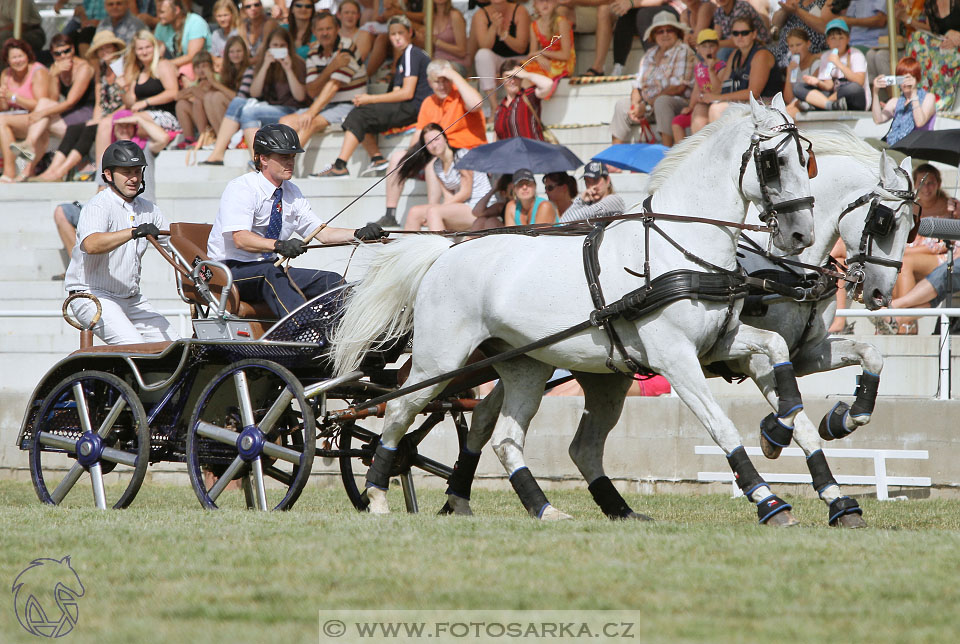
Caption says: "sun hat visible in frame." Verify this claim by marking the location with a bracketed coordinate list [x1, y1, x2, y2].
[696, 28, 720, 45]
[86, 30, 126, 61]
[642, 11, 690, 43]
[825, 18, 850, 34]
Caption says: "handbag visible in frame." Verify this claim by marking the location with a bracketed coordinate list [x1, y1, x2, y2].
[521, 93, 559, 144]
[635, 116, 657, 144]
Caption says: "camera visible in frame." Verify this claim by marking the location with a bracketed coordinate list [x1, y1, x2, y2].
[882, 75, 908, 85]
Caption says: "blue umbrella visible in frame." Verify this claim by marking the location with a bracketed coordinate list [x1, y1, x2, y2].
[455, 137, 583, 174]
[592, 143, 668, 173]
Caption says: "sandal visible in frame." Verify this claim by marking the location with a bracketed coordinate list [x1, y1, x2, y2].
[870, 316, 899, 335]
[199, 159, 224, 166]
[583, 68, 604, 77]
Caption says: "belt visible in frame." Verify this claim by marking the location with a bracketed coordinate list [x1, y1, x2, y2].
[68, 290, 89, 296]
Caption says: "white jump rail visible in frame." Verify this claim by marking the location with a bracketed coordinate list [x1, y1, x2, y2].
[695, 445, 930, 500]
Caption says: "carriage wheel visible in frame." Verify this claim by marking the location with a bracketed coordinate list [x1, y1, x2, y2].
[186, 359, 315, 511]
[338, 410, 467, 513]
[29, 370, 149, 509]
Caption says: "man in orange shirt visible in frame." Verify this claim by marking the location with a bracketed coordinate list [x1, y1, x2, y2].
[376, 59, 487, 228]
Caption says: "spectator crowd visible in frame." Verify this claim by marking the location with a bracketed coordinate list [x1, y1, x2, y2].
[1, 0, 958, 239]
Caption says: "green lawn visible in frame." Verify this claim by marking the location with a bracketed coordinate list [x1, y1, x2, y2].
[2, 480, 959, 643]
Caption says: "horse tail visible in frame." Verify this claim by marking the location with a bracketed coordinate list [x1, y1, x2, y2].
[331, 235, 454, 377]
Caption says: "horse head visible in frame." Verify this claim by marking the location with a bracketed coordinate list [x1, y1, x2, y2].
[741, 93, 817, 255]
[837, 152, 916, 309]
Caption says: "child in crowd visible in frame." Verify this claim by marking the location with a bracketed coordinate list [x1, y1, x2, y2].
[783, 28, 820, 117]
[672, 28, 723, 146]
[175, 50, 217, 146]
[525, 0, 575, 80]
[210, 0, 241, 67]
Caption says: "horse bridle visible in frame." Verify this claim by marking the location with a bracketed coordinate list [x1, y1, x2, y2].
[738, 118, 818, 230]
[837, 166, 920, 278]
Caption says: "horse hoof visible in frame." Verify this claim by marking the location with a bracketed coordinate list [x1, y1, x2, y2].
[539, 504, 573, 521]
[760, 432, 783, 460]
[441, 495, 473, 516]
[366, 487, 390, 514]
[765, 510, 800, 527]
[834, 513, 867, 529]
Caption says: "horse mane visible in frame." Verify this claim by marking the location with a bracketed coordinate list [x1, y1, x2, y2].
[803, 126, 881, 167]
[647, 102, 788, 194]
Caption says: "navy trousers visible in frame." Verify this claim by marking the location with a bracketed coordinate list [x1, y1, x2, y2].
[225, 260, 342, 319]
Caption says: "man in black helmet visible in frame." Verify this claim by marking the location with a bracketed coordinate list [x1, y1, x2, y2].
[64, 139, 180, 345]
[207, 123, 389, 318]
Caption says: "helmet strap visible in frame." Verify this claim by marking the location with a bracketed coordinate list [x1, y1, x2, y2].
[103, 168, 145, 202]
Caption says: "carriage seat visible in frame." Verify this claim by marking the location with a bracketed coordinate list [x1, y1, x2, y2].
[168, 223, 276, 320]
[73, 341, 173, 355]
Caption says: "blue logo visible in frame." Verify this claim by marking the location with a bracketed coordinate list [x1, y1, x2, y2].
[12, 556, 85, 638]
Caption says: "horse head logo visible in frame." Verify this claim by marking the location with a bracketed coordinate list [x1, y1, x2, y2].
[12, 556, 85, 638]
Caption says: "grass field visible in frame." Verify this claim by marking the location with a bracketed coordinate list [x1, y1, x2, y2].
[2, 480, 960, 644]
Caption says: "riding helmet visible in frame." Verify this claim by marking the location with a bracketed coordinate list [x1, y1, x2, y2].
[253, 123, 305, 156]
[101, 140, 148, 169]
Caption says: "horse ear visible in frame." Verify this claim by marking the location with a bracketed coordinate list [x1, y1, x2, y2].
[879, 149, 891, 183]
[770, 92, 788, 114]
[899, 155, 913, 176]
[749, 92, 765, 123]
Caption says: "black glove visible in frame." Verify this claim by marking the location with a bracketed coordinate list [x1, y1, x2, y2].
[354, 222, 389, 241]
[132, 223, 161, 239]
[274, 238, 306, 258]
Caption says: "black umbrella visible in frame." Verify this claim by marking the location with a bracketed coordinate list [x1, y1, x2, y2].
[892, 129, 960, 167]
[455, 137, 583, 174]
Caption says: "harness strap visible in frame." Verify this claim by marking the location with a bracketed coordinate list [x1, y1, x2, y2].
[582, 223, 649, 377]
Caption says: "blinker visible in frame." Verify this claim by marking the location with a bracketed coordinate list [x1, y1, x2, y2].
[806, 150, 818, 178]
[866, 203, 896, 237]
[758, 149, 780, 186]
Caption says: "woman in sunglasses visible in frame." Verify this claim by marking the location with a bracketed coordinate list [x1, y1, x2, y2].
[238, 0, 280, 58]
[282, 0, 317, 58]
[692, 16, 778, 129]
[2, 34, 95, 182]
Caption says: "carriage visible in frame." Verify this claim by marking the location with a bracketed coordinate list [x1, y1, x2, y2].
[15, 222, 492, 512]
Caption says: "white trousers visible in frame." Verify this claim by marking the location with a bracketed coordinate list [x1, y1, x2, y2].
[70, 291, 180, 346]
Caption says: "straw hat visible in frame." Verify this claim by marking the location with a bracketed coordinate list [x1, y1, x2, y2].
[87, 31, 126, 61]
[642, 11, 690, 42]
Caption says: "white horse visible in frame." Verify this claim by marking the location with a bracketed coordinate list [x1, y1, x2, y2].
[740, 131, 917, 451]
[332, 96, 817, 525]
[449, 130, 917, 528]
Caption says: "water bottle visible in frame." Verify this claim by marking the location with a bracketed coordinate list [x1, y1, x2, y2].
[789, 54, 800, 83]
[823, 49, 839, 77]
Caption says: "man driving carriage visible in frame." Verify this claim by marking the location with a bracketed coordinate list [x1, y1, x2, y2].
[206, 123, 389, 319]
[64, 140, 180, 345]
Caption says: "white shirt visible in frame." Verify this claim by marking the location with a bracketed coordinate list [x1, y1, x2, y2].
[64, 188, 168, 298]
[207, 171, 324, 263]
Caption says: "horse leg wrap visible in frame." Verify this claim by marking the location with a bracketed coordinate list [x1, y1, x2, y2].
[756, 494, 793, 524]
[365, 443, 396, 491]
[509, 467, 550, 518]
[760, 413, 793, 449]
[588, 476, 634, 519]
[828, 496, 863, 526]
[726, 446, 766, 499]
[850, 371, 880, 418]
[806, 450, 838, 496]
[819, 402, 853, 440]
[445, 448, 482, 500]
[773, 362, 803, 418]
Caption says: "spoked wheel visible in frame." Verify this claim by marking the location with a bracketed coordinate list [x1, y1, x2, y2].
[29, 370, 149, 509]
[186, 359, 315, 511]
[339, 410, 467, 513]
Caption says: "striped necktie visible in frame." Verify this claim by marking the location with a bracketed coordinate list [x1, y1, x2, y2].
[263, 186, 282, 258]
